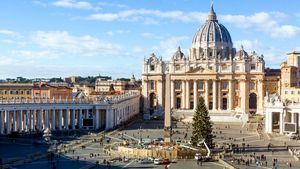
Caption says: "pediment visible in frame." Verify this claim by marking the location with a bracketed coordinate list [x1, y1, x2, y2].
[186, 66, 215, 74]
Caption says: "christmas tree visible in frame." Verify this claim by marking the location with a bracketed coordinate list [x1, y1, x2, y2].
[191, 96, 213, 148]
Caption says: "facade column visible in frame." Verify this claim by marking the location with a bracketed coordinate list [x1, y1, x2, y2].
[240, 79, 248, 113]
[170, 80, 175, 109]
[142, 79, 149, 114]
[257, 80, 264, 114]
[79, 109, 83, 129]
[0, 111, 4, 134]
[218, 80, 222, 110]
[72, 109, 75, 130]
[228, 80, 233, 111]
[193, 80, 198, 110]
[6, 111, 10, 134]
[205, 80, 209, 109]
[181, 80, 185, 109]
[58, 109, 62, 130]
[157, 80, 163, 111]
[280, 111, 284, 134]
[13, 110, 17, 132]
[19, 110, 23, 131]
[213, 80, 217, 110]
[186, 80, 190, 109]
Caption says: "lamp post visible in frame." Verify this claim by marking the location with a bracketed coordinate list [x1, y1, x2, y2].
[139, 126, 142, 144]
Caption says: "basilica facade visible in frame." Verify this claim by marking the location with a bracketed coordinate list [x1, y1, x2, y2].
[142, 5, 265, 119]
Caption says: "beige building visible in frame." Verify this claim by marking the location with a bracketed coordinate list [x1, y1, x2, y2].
[0, 83, 33, 100]
[95, 75, 140, 94]
[279, 51, 300, 102]
[142, 5, 265, 119]
[95, 78, 126, 93]
[73, 84, 95, 97]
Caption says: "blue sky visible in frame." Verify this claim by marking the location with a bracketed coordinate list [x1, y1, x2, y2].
[0, 0, 300, 79]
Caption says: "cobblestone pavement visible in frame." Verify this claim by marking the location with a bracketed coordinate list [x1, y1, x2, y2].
[1, 118, 300, 168]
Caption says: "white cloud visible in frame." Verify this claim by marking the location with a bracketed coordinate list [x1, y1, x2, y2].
[234, 40, 262, 52]
[87, 9, 207, 23]
[32, 0, 47, 7]
[0, 56, 18, 66]
[154, 36, 189, 57]
[0, 29, 19, 37]
[141, 32, 163, 39]
[106, 30, 130, 36]
[11, 50, 57, 59]
[221, 12, 300, 39]
[52, 0, 96, 10]
[235, 39, 286, 67]
[31, 31, 122, 56]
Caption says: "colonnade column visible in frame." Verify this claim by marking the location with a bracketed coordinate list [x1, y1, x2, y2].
[51, 110, 56, 130]
[181, 81, 186, 109]
[25, 110, 29, 131]
[279, 111, 284, 134]
[291, 112, 295, 123]
[105, 109, 111, 130]
[58, 109, 62, 130]
[64, 109, 69, 129]
[45, 110, 49, 129]
[72, 109, 75, 130]
[228, 80, 233, 111]
[186, 80, 190, 109]
[205, 80, 209, 108]
[95, 109, 99, 130]
[6, 111, 10, 134]
[13, 110, 17, 132]
[170, 80, 174, 109]
[78, 109, 83, 129]
[19, 110, 23, 131]
[31, 110, 35, 131]
[265, 111, 269, 133]
[0, 111, 4, 134]
[193, 80, 198, 110]
[213, 80, 217, 110]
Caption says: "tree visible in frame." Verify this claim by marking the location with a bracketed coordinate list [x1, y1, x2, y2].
[191, 96, 213, 148]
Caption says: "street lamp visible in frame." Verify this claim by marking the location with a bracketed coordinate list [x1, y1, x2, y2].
[139, 126, 142, 145]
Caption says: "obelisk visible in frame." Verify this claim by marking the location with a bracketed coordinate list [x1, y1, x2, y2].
[164, 73, 171, 143]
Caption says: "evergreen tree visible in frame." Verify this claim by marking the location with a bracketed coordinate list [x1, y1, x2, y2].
[191, 96, 213, 148]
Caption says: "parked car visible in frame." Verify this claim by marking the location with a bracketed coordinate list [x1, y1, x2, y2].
[138, 158, 152, 164]
[161, 159, 171, 164]
[175, 139, 182, 145]
[154, 158, 162, 165]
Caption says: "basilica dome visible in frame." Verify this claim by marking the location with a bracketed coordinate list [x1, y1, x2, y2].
[189, 4, 234, 60]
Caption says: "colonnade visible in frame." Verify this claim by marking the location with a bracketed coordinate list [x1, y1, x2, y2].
[0, 108, 92, 134]
[0, 94, 141, 135]
[265, 110, 300, 134]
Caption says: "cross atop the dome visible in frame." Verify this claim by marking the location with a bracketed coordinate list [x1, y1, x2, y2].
[208, 0, 217, 21]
